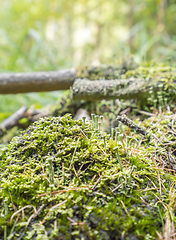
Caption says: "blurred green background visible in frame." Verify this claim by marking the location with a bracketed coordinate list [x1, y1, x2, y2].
[0, 0, 176, 117]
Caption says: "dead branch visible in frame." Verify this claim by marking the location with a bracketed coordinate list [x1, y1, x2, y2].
[0, 63, 135, 94]
[71, 78, 155, 101]
[0, 69, 76, 94]
[0, 106, 28, 136]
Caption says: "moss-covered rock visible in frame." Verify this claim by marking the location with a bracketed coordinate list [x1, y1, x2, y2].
[0, 113, 175, 239]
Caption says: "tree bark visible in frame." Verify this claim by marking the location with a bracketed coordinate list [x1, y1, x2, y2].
[0, 64, 136, 94]
[71, 78, 158, 101]
[0, 69, 76, 94]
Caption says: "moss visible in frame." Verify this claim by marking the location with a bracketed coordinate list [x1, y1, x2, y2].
[0, 113, 176, 239]
[121, 63, 176, 111]
[76, 61, 136, 80]
[52, 63, 176, 132]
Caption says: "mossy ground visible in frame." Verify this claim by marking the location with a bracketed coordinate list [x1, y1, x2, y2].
[0, 113, 176, 240]
[1, 62, 176, 239]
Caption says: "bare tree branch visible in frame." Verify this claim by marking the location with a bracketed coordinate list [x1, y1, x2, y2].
[0, 69, 76, 94]
[0, 106, 28, 136]
[0, 64, 135, 94]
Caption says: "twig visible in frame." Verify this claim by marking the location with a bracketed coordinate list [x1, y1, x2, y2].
[41, 200, 67, 224]
[37, 186, 89, 197]
[116, 114, 148, 136]
[10, 205, 36, 223]
[27, 204, 45, 227]
[134, 109, 155, 117]
[90, 175, 102, 190]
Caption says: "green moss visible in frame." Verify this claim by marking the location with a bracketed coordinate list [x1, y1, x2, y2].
[0, 113, 176, 239]
[76, 62, 136, 80]
[121, 64, 176, 111]
[52, 63, 176, 129]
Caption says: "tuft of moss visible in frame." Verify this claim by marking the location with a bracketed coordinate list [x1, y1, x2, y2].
[0, 113, 176, 239]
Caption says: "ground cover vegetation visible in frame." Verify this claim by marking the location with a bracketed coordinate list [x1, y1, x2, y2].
[0, 112, 176, 240]
[0, 62, 176, 239]
[1, 0, 176, 116]
[1, 1, 176, 239]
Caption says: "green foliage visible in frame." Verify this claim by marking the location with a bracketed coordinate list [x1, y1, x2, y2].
[0, 113, 176, 239]
[1, 0, 176, 118]
[1, 0, 176, 72]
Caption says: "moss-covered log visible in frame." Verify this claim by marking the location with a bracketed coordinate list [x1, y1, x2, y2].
[71, 77, 173, 101]
[71, 78, 153, 100]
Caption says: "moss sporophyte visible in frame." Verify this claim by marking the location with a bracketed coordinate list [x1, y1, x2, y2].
[0, 113, 176, 239]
